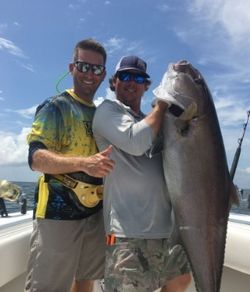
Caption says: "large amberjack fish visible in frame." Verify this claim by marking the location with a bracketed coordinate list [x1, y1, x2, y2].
[153, 60, 238, 292]
[0, 180, 21, 202]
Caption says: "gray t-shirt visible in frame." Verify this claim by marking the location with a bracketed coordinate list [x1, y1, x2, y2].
[93, 100, 173, 238]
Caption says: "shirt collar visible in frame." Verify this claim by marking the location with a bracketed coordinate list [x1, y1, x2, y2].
[66, 89, 95, 107]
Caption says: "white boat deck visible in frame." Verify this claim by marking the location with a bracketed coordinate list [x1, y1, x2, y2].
[0, 210, 33, 229]
[0, 211, 33, 291]
[229, 212, 250, 224]
[0, 211, 249, 292]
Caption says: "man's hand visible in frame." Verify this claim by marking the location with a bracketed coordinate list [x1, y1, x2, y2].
[82, 145, 115, 177]
[31, 146, 115, 177]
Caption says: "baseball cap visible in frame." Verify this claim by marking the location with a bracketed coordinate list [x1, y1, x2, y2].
[115, 55, 150, 78]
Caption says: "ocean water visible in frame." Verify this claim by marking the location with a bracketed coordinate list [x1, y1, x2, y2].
[2, 181, 250, 216]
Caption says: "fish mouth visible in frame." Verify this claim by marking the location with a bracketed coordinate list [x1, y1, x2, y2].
[173, 60, 202, 82]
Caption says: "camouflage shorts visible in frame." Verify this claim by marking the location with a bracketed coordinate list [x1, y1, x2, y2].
[104, 238, 190, 292]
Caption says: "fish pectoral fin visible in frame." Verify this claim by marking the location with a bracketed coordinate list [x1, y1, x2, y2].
[229, 183, 240, 207]
[179, 101, 198, 121]
[174, 102, 198, 135]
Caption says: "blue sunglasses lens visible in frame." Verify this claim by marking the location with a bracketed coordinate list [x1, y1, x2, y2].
[135, 75, 146, 84]
[118, 72, 130, 82]
[118, 72, 146, 84]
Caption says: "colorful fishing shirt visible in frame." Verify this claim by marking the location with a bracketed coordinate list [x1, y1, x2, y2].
[27, 90, 102, 220]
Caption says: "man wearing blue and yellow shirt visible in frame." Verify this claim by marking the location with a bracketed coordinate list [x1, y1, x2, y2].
[25, 39, 114, 292]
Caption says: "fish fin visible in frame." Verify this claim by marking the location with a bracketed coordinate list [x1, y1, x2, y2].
[229, 182, 240, 207]
[179, 101, 198, 121]
[174, 102, 198, 135]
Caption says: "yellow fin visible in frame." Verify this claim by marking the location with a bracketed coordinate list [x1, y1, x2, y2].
[179, 102, 197, 121]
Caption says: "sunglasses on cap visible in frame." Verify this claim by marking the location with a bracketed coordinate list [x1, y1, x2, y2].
[117, 72, 147, 84]
[74, 61, 105, 76]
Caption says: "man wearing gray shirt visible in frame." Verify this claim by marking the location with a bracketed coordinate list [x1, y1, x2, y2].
[93, 55, 191, 292]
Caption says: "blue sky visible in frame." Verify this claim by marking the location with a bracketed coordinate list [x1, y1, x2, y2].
[0, 0, 249, 188]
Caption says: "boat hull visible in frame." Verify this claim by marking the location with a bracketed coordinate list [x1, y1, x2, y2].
[0, 212, 249, 292]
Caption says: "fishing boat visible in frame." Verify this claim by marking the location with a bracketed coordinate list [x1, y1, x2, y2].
[1, 112, 249, 291]
[0, 210, 250, 292]
[0, 210, 33, 292]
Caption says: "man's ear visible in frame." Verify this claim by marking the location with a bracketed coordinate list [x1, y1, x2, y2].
[101, 70, 106, 82]
[108, 76, 116, 91]
[145, 80, 151, 91]
[112, 76, 117, 86]
[69, 63, 74, 74]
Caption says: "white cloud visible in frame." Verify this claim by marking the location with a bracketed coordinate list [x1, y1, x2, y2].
[157, 4, 171, 12]
[104, 37, 125, 54]
[214, 96, 249, 126]
[0, 164, 38, 182]
[94, 87, 115, 107]
[0, 23, 8, 33]
[69, 0, 88, 10]
[5, 105, 38, 119]
[189, 0, 250, 41]
[187, 0, 250, 45]
[0, 128, 30, 166]
[234, 167, 250, 189]
[0, 37, 26, 58]
[222, 2, 250, 40]
[13, 22, 21, 27]
[105, 88, 116, 101]
[68, 4, 79, 10]
[103, 36, 150, 64]
[15, 105, 38, 119]
[104, 37, 150, 65]
[0, 90, 3, 101]
[172, 1, 250, 132]
[177, 0, 250, 64]
[94, 97, 104, 107]
[225, 166, 249, 193]
[222, 133, 250, 189]
[20, 63, 35, 72]
[215, 96, 236, 110]
[126, 41, 142, 53]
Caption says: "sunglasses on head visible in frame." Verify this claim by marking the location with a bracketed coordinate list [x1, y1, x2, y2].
[74, 61, 105, 76]
[117, 72, 147, 84]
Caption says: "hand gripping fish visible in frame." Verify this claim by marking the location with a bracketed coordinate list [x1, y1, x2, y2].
[153, 60, 238, 292]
